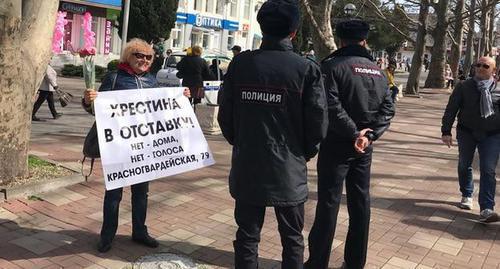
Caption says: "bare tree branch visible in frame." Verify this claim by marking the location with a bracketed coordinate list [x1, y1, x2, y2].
[301, 0, 330, 45]
[364, 0, 416, 43]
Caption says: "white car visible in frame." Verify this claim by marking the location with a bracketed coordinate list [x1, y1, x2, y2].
[156, 53, 231, 87]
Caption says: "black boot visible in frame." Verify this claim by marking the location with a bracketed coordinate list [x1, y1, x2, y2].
[132, 234, 159, 248]
[97, 239, 112, 253]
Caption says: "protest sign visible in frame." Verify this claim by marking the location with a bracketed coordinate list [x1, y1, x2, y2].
[94, 87, 215, 190]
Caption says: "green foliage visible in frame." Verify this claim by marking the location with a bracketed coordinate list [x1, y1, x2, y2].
[117, 0, 179, 42]
[367, 5, 408, 58]
[107, 59, 119, 71]
[61, 64, 83, 77]
[325, 0, 409, 57]
[28, 155, 53, 168]
[61, 64, 107, 81]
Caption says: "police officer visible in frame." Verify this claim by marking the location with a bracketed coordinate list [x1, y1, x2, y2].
[305, 20, 395, 269]
[217, 0, 328, 268]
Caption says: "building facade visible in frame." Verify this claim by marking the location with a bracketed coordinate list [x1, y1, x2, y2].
[52, 0, 122, 68]
[166, 0, 265, 55]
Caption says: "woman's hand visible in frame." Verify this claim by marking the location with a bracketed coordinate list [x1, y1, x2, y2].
[84, 89, 97, 105]
[183, 88, 191, 98]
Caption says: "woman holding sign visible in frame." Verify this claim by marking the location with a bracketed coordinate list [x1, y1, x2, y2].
[83, 38, 189, 253]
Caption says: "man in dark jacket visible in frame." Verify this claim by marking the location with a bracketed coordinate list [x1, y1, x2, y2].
[441, 56, 500, 223]
[305, 20, 395, 269]
[217, 0, 328, 268]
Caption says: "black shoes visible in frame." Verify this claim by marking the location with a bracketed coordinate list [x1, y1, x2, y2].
[32, 116, 45, 122]
[53, 113, 63, 119]
[132, 234, 159, 248]
[97, 234, 158, 253]
[97, 240, 112, 253]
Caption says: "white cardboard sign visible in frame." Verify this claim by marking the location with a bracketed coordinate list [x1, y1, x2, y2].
[94, 87, 215, 190]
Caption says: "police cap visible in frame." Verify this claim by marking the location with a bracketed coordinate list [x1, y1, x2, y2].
[336, 19, 370, 41]
[257, 0, 300, 38]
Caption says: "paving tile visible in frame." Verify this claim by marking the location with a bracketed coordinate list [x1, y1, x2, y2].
[186, 234, 215, 246]
[384, 257, 418, 269]
[209, 213, 233, 223]
[93, 256, 129, 269]
[432, 237, 464, 256]
[10, 235, 59, 255]
[33, 231, 76, 246]
[168, 229, 195, 240]
[0, 208, 18, 222]
[171, 242, 201, 254]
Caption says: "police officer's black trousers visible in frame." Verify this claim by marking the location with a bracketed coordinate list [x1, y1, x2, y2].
[100, 182, 149, 243]
[233, 200, 305, 269]
[306, 146, 372, 269]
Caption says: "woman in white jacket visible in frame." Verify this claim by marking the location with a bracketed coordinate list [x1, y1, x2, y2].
[32, 64, 62, 121]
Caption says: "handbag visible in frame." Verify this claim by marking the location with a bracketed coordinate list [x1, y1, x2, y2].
[81, 73, 117, 180]
[56, 88, 74, 107]
[81, 122, 99, 181]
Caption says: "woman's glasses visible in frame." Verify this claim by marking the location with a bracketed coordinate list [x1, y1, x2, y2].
[133, 53, 153, 61]
[475, 63, 490, 69]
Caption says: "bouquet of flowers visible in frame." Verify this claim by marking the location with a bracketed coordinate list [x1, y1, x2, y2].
[81, 12, 96, 89]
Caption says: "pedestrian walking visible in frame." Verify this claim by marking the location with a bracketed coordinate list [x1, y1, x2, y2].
[386, 63, 399, 102]
[83, 38, 162, 253]
[304, 19, 395, 269]
[441, 56, 500, 222]
[176, 45, 214, 107]
[32, 63, 63, 121]
[405, 57, 411, 71]
[445, 64, 454, 88]
[424, 54, 430, 72]
[231, 45, 242, 57]
[209, 59, 224, 81]
[217, 0, 328, 268]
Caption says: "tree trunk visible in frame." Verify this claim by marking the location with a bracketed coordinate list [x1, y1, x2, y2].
[0, 0, 59, 184]
[301, 0, 337, 60]
[478, 0, 488, 56]
[405, 0, 429, 95]
[450, 0, 465, 80]
[463, 0, 476, 76]
[424, 0, 449, 89]
[486, 0, 497, 55]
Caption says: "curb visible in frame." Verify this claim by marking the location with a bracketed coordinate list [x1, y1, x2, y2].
[1, 156, 86, 200]
[1, 173, 85, 200]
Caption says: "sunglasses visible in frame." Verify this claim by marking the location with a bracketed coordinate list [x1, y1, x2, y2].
[475, 63, 490, 69]
[133, 52, 153, 61]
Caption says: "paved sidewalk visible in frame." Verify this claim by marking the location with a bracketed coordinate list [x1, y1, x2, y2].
[1, 77, 500, 268]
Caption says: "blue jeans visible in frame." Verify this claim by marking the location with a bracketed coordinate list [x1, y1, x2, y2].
[457, 129, 500, 210]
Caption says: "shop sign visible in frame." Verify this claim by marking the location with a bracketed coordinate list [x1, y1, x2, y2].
[195, 14, 223, 29]
[104, 20, 112, 54]
[179, 13, 239, 31]
[61, 2, 87, 14]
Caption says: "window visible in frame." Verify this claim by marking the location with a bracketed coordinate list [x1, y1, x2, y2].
[191, 31, 202, 47]
[230, 1, 238, 17]
[171, 28, 181, 49]
[244, 0, 251, 19]
[215, 0, 224, 14]
[227, 31, 235, 50]
[206, 0, 215, 13]
[202, 33, 210, 49]
[194, 0, 203, 11]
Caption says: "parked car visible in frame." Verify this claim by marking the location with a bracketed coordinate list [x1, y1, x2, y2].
[156, 52, 231, 87]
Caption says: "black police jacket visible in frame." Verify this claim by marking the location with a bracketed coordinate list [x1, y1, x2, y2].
[321, 45, 394, 144]
[441, 78, 500, 137]
[218, 37, 328, 206]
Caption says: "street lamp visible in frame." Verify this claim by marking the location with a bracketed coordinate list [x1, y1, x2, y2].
[344, 3, 356, 17]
